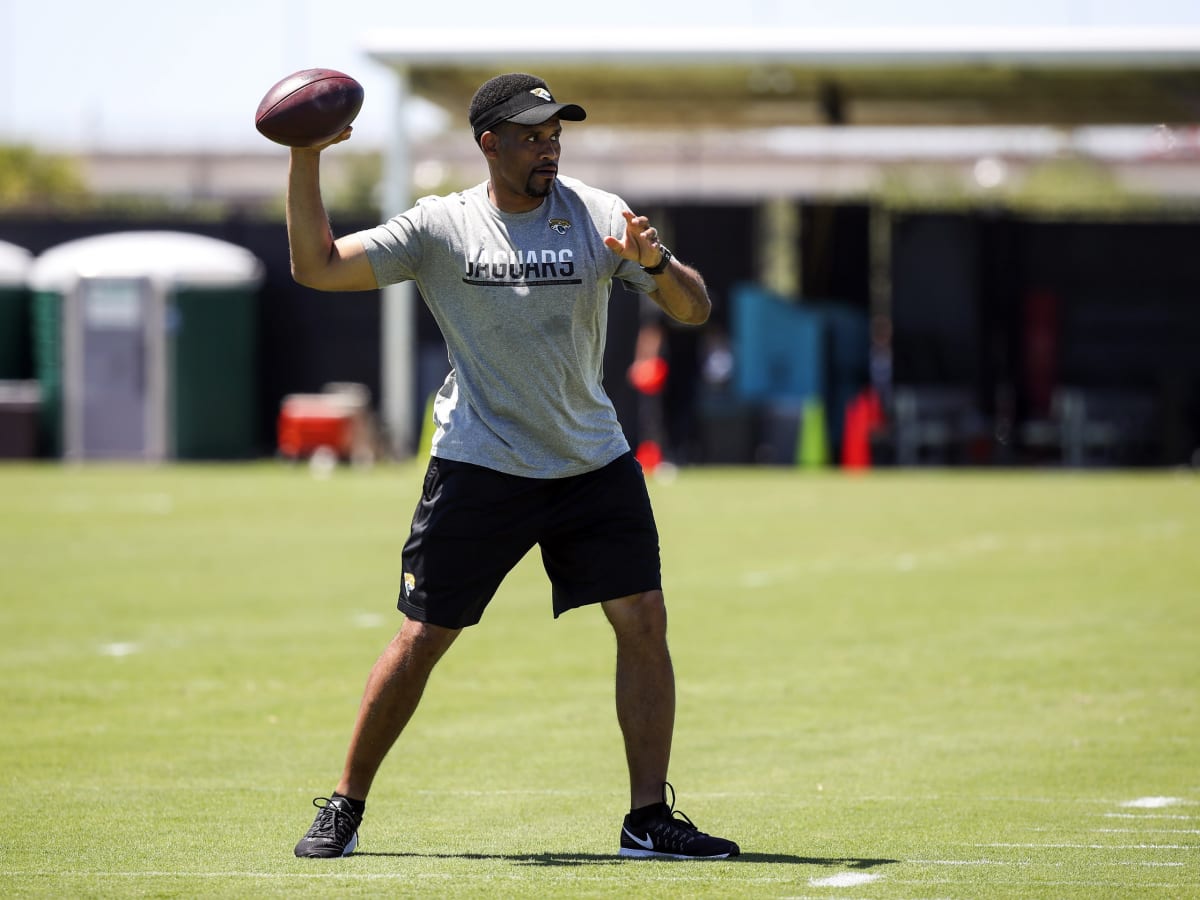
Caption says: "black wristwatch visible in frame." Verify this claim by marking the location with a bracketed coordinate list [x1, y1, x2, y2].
[642, 244, 673, 275]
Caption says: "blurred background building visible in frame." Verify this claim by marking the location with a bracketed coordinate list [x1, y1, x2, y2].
[2, 26, 1199, 468]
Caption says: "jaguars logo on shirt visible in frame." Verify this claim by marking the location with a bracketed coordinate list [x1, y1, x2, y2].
[462, 217, 582, 286]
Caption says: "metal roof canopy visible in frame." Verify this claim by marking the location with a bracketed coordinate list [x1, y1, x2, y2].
[361, 26, 1200, 455]
[365, 27, 1200, 130]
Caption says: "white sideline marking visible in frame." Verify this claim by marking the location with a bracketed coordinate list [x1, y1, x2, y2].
[1104, 813, 1195, 820]
[4, 870, 807, 888]
[808, 872, 881, 887]
[724, 519, 1187, 586]
[53, 492, 174, 515]
[2, 872, 453, 881]
[98, 642, 140, 658]
[973, 842, 1197, 850]
[912, 858, 1185, 868]
[910, 859, 1019, 866]
[1123, 797, 1184, 808]
[898, 881, 1200, 891]
[1095, 828, 1200, 834]
[740, 571, 773, 588]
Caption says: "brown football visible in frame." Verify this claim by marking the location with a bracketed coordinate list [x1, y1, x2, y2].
[255, 69, 364, 147]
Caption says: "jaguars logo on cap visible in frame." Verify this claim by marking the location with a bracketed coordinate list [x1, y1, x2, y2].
[549, 218, 571, 235]
[530, 88, 553, 101]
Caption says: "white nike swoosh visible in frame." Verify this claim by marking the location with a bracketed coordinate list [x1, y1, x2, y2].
[622, 826, 654, 850]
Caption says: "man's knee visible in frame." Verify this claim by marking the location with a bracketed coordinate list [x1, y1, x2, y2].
[603, 590, 668, 641]
[392, 617, 460, 663]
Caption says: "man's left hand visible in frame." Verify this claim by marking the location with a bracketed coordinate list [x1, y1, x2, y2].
[604, 210, 665, 269]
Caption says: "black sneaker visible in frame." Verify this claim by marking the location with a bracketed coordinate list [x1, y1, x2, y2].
[619, 783, 740, 860]
[294, 796, 362, 858]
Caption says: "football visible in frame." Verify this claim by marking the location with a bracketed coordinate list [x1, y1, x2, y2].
[255, 69, 364, 147]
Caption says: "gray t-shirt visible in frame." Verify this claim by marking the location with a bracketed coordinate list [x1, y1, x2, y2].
[355, 176, 658, 478]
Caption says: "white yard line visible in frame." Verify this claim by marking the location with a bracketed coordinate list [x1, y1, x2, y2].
[1093, 828, 1200, 834]
[1123, 796, 1186, 809]
[735, 519, 1186, 586]
[912, 859, 1184, 867]
[809, 872, 881, 887]
[970, 842, 1198, 850]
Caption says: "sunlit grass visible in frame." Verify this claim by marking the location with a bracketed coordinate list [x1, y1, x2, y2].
[1, 462, 1196, 898]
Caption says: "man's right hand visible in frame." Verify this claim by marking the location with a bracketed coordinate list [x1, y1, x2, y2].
[294, 126, 354, 155]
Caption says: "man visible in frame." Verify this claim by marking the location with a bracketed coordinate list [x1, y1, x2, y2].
[289, 72, 739, 861]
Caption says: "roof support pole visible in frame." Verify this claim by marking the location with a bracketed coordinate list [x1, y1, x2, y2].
[380, 65, 417, 457]
[867, 204, 893, 408]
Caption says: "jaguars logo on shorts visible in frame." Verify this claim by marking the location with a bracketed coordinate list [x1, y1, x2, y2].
[549, 218, 571, 235]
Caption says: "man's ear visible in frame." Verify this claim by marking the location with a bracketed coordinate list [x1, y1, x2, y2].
[479, 130, 500, 158]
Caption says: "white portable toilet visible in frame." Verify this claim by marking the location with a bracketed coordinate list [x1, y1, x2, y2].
[29, 231, 264, 461]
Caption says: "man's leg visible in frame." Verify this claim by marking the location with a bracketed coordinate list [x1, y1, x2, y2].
[602, 590, 674, 809]
[604, 590, 741, 859]
[295, 617, 459, 857]
[336, 616, 460, 800]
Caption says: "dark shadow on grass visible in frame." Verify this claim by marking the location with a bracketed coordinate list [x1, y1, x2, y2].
[740, 855, 899, 869]
[352, 851, 899, 869]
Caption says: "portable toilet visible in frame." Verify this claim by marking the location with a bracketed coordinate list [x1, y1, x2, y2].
[0, 241, 39, 457]
[28, 231, 264, 460]
[0, 240, 33, 379]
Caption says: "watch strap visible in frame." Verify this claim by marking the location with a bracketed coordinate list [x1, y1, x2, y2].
[642, 244, 673, 275]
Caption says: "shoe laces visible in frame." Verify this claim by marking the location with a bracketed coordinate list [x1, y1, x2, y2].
[308, 796, 359, 841]
[657, 782, 702, 834]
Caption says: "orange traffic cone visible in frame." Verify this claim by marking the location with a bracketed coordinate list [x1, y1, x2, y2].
[841, 389, 882, 470]
[636, 440, 663, 473]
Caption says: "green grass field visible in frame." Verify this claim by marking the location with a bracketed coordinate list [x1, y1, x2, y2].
[1, 462, 1197, 898]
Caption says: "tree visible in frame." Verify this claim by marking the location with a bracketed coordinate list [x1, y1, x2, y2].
[0, 145, 88, 212]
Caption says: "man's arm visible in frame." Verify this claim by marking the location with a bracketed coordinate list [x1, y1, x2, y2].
[642, 255, 711, 326]
[286, 131, 378, 292]
[603, 210, 711, 325]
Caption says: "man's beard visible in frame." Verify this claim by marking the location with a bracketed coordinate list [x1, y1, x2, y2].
[525, 174, 553, 199]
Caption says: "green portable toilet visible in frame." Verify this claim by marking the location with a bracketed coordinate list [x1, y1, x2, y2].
[0, 240, 33, 379]
[29, 231, 264, 460]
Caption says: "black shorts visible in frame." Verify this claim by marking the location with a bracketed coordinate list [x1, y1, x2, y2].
[398, 452, 662, 629]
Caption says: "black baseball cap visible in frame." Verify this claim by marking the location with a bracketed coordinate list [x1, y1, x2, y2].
[469, 73, 586, 143]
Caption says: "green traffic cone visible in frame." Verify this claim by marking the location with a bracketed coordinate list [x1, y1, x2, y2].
[797, 398, 829, 468]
